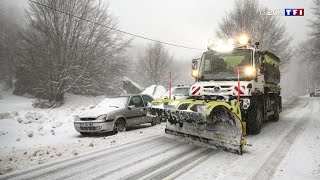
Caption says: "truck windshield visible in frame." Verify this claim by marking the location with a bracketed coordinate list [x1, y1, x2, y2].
[199, 49, 252, 81]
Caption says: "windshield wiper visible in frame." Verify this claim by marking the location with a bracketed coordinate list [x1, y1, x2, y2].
[109, 105, 119, 108]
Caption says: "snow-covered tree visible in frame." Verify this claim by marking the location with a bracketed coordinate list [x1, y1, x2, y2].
[135, 42, 176, 87]
[15, 0, 130, 103]
[0, 5, 22, 89]
[298, 0, 320, 88]
[216, 0, 293, 67]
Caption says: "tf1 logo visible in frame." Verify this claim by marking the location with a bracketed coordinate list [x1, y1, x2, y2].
[285, 9, 304, 16]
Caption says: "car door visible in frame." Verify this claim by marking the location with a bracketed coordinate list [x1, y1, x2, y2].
[142, 95, 154, 123]
[126, 95, 145, 125]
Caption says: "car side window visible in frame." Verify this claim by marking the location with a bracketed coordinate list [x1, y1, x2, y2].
[129, 96, 144, 107]
[142, 95, 154, 106]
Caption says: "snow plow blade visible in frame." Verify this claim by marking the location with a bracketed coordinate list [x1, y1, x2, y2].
[148, 99, 246, 154]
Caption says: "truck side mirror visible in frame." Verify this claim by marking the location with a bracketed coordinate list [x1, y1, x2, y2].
[259, 56, 265, 74]
[191, 59, 199, 79]
[192, 59, 198, 70]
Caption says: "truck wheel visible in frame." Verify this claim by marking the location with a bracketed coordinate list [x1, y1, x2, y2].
[247, 103, 263, 135]
[114, 118, 126, 133]
[269, 101, 280, 122]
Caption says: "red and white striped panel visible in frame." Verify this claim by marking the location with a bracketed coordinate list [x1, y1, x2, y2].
[233, 85, 246, 96]
[191, 86, 202, 96]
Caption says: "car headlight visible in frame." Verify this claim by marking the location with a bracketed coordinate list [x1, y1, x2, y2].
[97, 114, 107, 121]
[74, 115, 80, 121]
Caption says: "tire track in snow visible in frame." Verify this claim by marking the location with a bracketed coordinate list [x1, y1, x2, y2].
[0, 135, 162, 180]
[30, 137, 170, 180]
[123, 146, 201, 180]
[54, 137, 175, 180]
[92, 141, 187, 179]
[147, 149, 217, 180]
[252, 108, 310, 180]
[258, 98, 307, 136]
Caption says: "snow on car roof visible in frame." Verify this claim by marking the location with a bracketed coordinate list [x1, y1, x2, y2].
[97, 96, 129, 108]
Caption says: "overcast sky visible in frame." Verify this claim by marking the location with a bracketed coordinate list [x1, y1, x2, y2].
[107, 0, 313, 60]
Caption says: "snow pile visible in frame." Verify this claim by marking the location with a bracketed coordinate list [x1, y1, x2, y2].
[141, 85, 166, 98]
[0, 92, 106, 150]
[123, 77, 144, 94]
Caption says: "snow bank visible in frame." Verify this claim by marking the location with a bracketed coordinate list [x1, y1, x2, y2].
[141, 85, 166, 98]
[0, 89, 168, 175]
[0, 92, 106, 150]
[123, 77, 143, 90]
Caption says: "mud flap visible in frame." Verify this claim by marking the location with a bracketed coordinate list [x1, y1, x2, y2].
[164, 105, 243, 154]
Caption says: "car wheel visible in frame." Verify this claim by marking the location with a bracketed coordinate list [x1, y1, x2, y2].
[114, 118, 126, 133]
[151, 118, 157, 126]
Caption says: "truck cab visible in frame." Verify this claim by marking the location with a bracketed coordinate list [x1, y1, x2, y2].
[190, 44, 282, 135]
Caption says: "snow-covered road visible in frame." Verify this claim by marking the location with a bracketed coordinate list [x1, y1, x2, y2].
[1, 97, 319, 180]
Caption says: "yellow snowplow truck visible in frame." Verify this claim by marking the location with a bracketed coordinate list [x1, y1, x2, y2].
[148, 37, 281, 154]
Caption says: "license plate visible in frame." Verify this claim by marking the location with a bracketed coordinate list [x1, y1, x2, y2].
[80, 123, 93, 127]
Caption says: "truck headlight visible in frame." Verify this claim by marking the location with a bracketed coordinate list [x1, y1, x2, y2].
[244, 66, 255, 76]
[192, 70, 198, 77]
[238, 34, 249, 45]
[97, 114, 107, 121]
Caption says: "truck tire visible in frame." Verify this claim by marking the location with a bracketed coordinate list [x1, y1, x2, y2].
[246, 102, 263, 135]
[269, 101, 280, 122]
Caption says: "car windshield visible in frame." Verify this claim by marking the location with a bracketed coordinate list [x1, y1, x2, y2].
[172, 88, 189, 96]
[97, 97, 128, 108]
[199, 49, 252, 81]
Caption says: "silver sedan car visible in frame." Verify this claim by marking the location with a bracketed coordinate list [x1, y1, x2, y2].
[74, 94, 160, 136]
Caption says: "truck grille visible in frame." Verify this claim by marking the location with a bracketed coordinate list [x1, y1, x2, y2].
[80, 118, 96, 121]
[203, 85, 233, 93]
